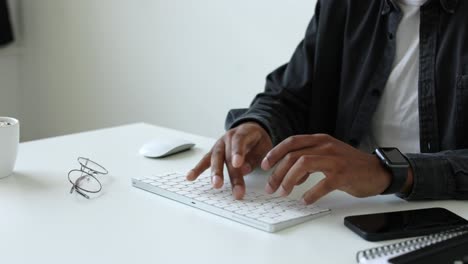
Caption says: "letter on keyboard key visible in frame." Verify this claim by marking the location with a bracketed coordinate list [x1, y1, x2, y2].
[163, 173, 178, 178]
[271, 207, 285, 214]
[199, 185, 212, 192]
[251, 208, 268, 215]
[179, 181, 192, 186]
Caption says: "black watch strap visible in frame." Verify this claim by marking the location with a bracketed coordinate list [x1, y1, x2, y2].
[374, 148, 409, 195]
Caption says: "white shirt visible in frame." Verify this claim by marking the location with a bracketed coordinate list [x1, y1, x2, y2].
[361, 0, 427, 154]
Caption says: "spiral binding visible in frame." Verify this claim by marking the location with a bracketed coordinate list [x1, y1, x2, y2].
[356, 224, 468, 263]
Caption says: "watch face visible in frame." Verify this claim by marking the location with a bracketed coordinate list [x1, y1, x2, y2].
[382, 148, 407, 166]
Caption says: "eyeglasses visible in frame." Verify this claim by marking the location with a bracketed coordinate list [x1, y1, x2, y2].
[68, 157, 108, 199]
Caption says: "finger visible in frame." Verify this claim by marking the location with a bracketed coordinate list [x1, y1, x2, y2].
[233, 150, 264, 183]
[187, 151, 211, 181]
[230, 129, 261, 168]
[226, 162, 246, 200]
[265, 151, 303, 194]
[301, 178, 335, 205]
[210, 140, 226, 189]
[261, 134, 334, 170]
[225, 141, 246, 199]
[296, 174, 309, 185]
[240, 162, 252, 175]
[280, 155, 335, 197]
[239, 148, 266, 176]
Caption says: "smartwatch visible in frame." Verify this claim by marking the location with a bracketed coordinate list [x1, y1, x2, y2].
[374, 147, 409, 195]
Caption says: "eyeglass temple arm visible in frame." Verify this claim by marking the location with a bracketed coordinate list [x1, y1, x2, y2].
[69, 183, 90, 199]
[74, 186, 90, 199]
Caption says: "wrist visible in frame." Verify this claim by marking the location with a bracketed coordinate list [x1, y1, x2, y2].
[373, 155, 414, 196]
[400, 167, 414, 195]
[374, 156, 393, 194]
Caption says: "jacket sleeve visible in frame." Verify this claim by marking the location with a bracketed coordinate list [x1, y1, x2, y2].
[400, 150, 468, 200]
[225, 2, 323, 146]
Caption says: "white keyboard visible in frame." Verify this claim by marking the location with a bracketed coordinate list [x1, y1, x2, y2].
[132, 172, 330, 232]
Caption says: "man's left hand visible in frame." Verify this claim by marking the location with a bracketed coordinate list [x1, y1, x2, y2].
[261, 134, 393, 204]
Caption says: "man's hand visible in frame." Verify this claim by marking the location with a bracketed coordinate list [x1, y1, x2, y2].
[186, 122, 273, 199]
[261, 134, 393, 204]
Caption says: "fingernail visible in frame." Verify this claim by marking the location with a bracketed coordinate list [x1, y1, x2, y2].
[265, 183, 274, 194]
[300, 198, 307, 205]
[186, 170, 195, 181]
[232, 154, 242, 168]
[279, 186, 287, 197]
[233, 185, 244, 200]
[212, 175, 222, 188]
[261, 157, 270, 170]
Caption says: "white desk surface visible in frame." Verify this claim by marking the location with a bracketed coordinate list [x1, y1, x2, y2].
[0, 123, 466, 264]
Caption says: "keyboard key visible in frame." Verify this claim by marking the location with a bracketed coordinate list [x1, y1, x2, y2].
[245, 213, 261, 219]
[204, 200, 217, 205]
[234, 209, 251, 216]
[185, 193, 199, 199]
[176, 190, 190, 195]
[194, 196, 209, 202]
[224, 206, 239, 212]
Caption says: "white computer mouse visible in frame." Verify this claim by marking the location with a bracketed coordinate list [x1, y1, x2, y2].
[139, 138, 195, 158]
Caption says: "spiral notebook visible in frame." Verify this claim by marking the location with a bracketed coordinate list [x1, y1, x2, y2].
[356, 224, 468, 264]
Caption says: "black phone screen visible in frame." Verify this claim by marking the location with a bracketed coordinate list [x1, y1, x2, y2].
[344, 207, 468, 241]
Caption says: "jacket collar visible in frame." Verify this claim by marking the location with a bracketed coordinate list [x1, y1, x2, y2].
[382, 0, 459, 15]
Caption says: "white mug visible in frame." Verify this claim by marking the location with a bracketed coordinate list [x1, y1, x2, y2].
[0, 117, 20, 179]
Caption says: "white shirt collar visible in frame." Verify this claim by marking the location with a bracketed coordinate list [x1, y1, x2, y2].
[396, 0, 428, 6]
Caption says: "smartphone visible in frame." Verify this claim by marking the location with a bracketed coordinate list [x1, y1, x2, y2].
[344, 207, 468, 241]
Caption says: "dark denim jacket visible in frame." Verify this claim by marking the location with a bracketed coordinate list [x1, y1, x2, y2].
[225, 0, 468, 200]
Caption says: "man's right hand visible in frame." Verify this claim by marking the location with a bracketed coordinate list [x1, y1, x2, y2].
[186, 122, 273, 200]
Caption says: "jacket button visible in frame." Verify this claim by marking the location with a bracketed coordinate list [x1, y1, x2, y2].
[388, 32, 394, 40]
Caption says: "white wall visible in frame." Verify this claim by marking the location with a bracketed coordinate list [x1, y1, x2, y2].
[19, 0, 317, 141]
[0, 0, 19, 121]
[0, 47, 18, 118]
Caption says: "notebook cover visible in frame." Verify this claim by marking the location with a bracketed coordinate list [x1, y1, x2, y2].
[389, 232, 468, 264]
